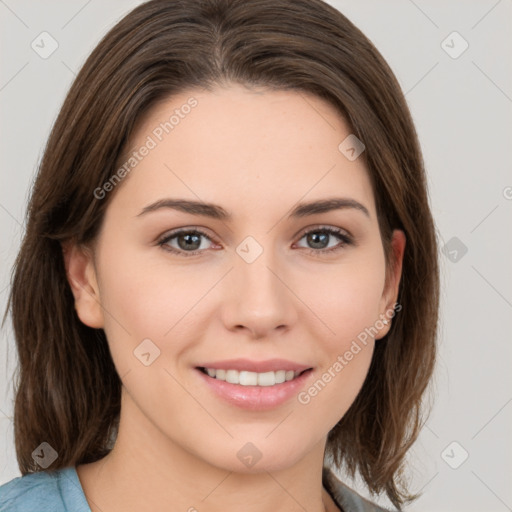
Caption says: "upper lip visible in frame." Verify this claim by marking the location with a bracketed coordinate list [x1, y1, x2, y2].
[197, 358, 313, 373]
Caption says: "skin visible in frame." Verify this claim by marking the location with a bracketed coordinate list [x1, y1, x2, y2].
[64, 83, 405, 512]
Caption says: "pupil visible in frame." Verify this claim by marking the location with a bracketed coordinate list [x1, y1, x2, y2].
[308, 232, 328, 249]
[179, 233, 200, 250]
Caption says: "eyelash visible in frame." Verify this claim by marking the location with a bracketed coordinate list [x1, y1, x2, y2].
[157, 225, 353, 258]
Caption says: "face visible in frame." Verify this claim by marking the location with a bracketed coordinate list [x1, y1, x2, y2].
[66, 83, 405, 473]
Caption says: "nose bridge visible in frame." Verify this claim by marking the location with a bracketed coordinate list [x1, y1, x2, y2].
[223, 237, 296, 336]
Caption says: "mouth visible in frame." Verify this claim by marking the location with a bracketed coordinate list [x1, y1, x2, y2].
[194, 358, 315, 410]
[195, 364, 315, 410]
[196, 366, 312, 387]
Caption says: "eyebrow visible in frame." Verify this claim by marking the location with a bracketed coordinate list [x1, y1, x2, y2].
[137, 197, 370, 220]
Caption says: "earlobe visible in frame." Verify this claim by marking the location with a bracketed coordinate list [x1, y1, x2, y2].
[62, 241, 104, 329]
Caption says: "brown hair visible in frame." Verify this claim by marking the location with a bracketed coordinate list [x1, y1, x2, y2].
[3, 0, 439, 508]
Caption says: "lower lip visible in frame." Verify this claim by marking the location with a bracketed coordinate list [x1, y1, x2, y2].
[195, 368, 314, 411]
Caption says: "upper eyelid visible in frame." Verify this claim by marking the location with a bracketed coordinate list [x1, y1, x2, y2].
[158, 226, 216, 243]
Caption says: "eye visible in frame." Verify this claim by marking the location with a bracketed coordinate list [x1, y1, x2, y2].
[294, 226, 353, 255]
[158, 228, 217, 257]
[157, 225, 353, 257]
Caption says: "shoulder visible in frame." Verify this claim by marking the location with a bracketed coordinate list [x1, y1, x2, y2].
[0, 467, 90, 512]
[0, 469, 66, 512]
[322, 466, 397, 512]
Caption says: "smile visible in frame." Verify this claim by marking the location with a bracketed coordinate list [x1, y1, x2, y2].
[198, 367, 308, 386]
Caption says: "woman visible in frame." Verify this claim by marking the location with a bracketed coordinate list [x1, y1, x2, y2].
[0, 0, 439, 511]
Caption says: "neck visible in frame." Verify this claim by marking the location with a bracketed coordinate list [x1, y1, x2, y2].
[77, 389, 338, 512]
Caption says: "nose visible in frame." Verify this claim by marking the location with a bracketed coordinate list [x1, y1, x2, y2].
[221, 250, 298, 339]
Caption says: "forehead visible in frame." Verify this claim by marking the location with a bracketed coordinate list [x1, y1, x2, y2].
[110, 84, 376, 220]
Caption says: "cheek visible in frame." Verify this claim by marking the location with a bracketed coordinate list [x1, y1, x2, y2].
[97, 243, 190, 330]
[296, 255, 384, 416]
[95, 243, 217, 376]
[297, 342, 374, 438]
[96, 233, 386, 375]
[311, 255, 387, 348]
[296, 266, 383, 426]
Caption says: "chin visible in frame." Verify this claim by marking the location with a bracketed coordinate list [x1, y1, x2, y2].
[200, 440, 307, 474]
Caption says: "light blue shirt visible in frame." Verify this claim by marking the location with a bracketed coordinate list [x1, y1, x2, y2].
[0, 465, 393, 511]
[0, 467, 90, 512]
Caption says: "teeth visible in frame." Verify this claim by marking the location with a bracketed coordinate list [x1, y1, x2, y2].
[239, 371, 258, 386]
[226, 369, 238, 384]
[275, 370, 286, 384]
[258, 371, 275, 386]
[203, 368, 303, 386]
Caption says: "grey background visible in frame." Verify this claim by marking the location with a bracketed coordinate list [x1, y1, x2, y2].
[1, 1, 511, 511]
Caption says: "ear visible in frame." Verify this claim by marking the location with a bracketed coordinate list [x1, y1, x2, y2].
[61, 241, 104, 329]
[376, 229, 406, 339]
